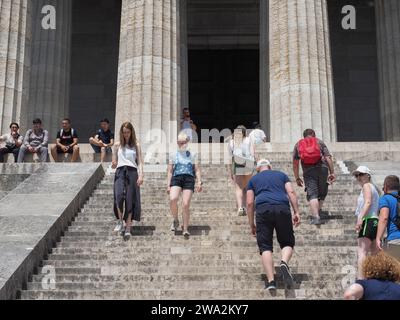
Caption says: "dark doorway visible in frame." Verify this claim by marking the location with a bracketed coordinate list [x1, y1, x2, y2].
[188, 50, 259, 141]
[70, 0, 122, 141]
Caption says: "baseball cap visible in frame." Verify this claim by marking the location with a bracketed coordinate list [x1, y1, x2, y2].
[352, 166, 372, 176]
[256, 159, 271, 169]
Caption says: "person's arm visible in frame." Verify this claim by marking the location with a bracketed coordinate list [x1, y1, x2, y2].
[194, 164, 202, 193]
[191, 121, 197, 132]
[376, 207, 389, 251]
[293, 159, 303, 187]
[325, 156, 336, 183]
[246, 189, 256, 236]
[285, 182, 301, 227]
[356, 184, 372, 232]
[136, 143, 144, 186]
[108, 139, 114, 148]
[0, 135, 4, 143]
[167, 164, 173, 193]
[111, 143, 119, 169]
[69, 137, 78, 148]
[40, 130, 49, 148]
[15, 134, 23, 147]
[344, 283, 364, 300]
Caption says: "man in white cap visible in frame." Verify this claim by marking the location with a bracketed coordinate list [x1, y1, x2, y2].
[247, 159, 301, 291]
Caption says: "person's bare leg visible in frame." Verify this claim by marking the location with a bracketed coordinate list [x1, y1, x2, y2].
[241, 175, 252, 209]
[71, 146, 80, 162]
[261, 251, 275, 282]
[170, 187, 181, 221]
[182, 189, 193, 232]
[125, 213, 132, 232]
[101, 147, 106, 162]
[310, 199, 320, 218]
[51, 145, 58, 162]
[357, 238, 371, 279]
[234, 176, 245, 210]
[281, 246, 293, 265]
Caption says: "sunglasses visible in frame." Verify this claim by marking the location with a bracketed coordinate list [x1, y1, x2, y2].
[354, 173, 365, 178]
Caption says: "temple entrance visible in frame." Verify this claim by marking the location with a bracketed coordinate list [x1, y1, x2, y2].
[188, 49, 259, 137]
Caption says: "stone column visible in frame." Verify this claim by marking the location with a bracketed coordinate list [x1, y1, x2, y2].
[26, 0, 72, 139]
[180, 0, 189, 110]
[116, 0, 179, 144]
[260, 0, 269, 140]
[269, 0, 336, 143]
[0, 0, 31, 134]
[375, 0, 400, 141]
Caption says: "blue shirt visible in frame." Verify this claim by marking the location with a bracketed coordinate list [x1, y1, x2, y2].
[356, 279, 400, 300]
[171, 151, 196, 177]
[97, 129, 114, 144]
[379, 192, 400, 241]
[247, 170, 290, 210]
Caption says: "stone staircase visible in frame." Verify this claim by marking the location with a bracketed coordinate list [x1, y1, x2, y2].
[20, 159, 359, 300]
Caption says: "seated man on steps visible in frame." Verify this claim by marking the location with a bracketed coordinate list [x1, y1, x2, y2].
[51, 118, 80, 162]
[89, 118, 114, 162]
[247, 159, 301, 291]
[17, 118, 49, 163]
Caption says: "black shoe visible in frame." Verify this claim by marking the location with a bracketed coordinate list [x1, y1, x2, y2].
[280, 261, 294, 288]
[265, 280, 276, 291]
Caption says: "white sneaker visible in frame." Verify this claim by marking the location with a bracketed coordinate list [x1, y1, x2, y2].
[170, 219, 180, 232]
[114, 220, 123, 233]
[238, 207, 246, 216]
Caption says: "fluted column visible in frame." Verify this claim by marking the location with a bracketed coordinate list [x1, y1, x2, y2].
[269, 0, 336, 143]
[375, 0, 400, 141]
[26, 0, 72, 139]
[116, 0, 179, 144]
[0, 0, 31, 134]
[180, 0, 189, 110]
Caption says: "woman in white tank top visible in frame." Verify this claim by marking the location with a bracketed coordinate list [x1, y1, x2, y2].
[112, 122, 144, 241]
[353, 166, 380, 279]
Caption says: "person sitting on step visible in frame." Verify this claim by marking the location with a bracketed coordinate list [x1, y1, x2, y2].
[89, 118, 114, 163]
[167, 133, 203, 239]
[51, 118, 80, 162]
[17, 118, 49, 163]
[0, 122, 23, 163]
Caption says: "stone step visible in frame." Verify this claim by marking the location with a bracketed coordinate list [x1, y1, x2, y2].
[20, 288, 344, 300]
[26, 280, 346, 291]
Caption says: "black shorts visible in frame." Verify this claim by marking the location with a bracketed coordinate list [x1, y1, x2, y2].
[170, 175, 195, 191]
[303, 166, 329, 202]
[358, 218, 378, 241]
[56, 146, 74, 154]
[256, 205, 295, 254]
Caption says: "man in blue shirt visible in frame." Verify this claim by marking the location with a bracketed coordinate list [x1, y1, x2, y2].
[376, 175, 400, 259]
[247, 159, 301, 291]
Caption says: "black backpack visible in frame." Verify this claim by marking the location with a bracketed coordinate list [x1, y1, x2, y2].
[386, 194, 400, 230]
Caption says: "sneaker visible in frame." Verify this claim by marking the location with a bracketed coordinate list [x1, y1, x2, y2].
[114, 220, 123, 233]
[170, 219, 180, 232]
[123, 230, 131, 241]
[280, 261, 294, 288]
[265, 280, 276, 291]
[238, 207, 246, 216]
[183, 231, 190, 239]
[310, 217, 323, 225]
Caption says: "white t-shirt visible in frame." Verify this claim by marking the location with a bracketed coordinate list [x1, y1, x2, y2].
[249, 129, 267, 146]
[229, 137, 253, 159]
[0, 133, 23, 148]
[117, 145, 138, 169]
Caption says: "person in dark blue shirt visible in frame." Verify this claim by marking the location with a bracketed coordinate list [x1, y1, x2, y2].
[89, 118, 115, 162]
[376, 175, 400, 259]
[247, 159, 301, 292]
[344, 252, 400, 300]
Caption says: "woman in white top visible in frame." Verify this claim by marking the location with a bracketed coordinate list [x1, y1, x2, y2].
[228, 126, 255, 216]
[112, 122, 144, 241]
[353, 166, 380, 279]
